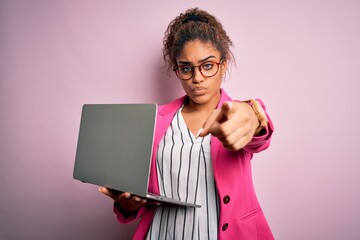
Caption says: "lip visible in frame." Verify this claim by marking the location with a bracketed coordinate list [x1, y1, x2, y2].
[191, 87, 207, 95]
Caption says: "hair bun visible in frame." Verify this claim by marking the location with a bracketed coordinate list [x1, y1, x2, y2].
[182, 13, 207, 24]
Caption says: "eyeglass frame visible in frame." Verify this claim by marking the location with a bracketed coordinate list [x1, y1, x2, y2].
[173, 60, 224, 80]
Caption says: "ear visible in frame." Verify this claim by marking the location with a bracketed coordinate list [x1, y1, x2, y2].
[220, 59, 228, 75]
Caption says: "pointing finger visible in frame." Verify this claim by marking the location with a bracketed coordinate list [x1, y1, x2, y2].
[196, 108, 221, 138]
[197, 101, 234, 138]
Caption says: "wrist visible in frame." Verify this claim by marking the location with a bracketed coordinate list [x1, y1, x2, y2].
[243, 99, 268, 135]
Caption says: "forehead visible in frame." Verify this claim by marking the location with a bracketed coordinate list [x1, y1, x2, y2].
[177, 40, 221, 63]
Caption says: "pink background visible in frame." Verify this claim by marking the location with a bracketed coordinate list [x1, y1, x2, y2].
[1, 1, 359, 239]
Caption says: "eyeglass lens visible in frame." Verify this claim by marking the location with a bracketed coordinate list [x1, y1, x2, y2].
[176, 61, 220, 80]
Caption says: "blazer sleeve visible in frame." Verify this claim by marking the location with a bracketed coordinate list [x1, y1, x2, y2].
[242, 99, 274, 153]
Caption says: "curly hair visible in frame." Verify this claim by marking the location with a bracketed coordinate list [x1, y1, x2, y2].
[163, 8, 234, 72]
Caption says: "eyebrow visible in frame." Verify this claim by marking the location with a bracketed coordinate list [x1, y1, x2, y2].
[178, 55, 216, 65]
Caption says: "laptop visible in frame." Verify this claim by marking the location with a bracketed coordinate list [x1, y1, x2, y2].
[73, 104, 200, 208]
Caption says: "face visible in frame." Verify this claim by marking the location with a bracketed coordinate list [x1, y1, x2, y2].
[175, 39, 227, 108]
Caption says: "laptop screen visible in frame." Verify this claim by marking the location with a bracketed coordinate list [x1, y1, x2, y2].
[73, 104, 157, 196]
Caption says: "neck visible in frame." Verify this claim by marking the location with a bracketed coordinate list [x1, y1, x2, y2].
[183, 91, 221, 114]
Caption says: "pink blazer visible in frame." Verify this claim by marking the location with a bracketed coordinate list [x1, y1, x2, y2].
[114, 89, 275, 240]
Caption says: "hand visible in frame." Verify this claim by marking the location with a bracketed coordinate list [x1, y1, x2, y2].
[99, 187, 148, 213]
[197, 101, 259, 151]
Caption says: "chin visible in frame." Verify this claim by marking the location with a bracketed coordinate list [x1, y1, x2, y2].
[189, 94, 211, 105]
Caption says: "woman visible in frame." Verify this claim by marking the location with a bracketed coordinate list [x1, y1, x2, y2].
[100, 8, 274, 239]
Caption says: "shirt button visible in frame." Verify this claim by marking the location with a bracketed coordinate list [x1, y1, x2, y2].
[223, 195, 230, 204]
[222, 223, 229, 231]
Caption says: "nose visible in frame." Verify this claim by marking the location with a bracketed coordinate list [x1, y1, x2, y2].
[192, 66, 204, 83]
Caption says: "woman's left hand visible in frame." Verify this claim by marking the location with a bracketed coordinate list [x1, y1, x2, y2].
[197, 101, 259, 151]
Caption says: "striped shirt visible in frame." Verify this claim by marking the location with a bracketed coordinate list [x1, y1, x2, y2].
[146, 107, 219, 240]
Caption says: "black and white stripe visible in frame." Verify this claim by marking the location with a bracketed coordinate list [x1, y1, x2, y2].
[147, 107, 219, 240]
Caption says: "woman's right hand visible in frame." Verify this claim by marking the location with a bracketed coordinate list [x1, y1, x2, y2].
[99, 187, 147, 213]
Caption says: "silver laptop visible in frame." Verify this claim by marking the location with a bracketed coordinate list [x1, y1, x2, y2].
[73, 104, 200, 208]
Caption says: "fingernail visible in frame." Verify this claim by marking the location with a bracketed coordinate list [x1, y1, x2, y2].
[195, 128, 203, 138]
[98, 187, 102, 192]
[124, 192, 131, 198]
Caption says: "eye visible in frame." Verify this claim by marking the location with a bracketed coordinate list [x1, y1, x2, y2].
[181, 65, 193, 73]
[202, 62, 214, 70]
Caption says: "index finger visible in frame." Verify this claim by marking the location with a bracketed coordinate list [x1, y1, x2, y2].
[197, 101, 234, 138]
[99, 187, 128, 199]
[196, 108, 221, 138]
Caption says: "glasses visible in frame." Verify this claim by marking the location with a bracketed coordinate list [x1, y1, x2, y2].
[173, 60, 223, 80]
